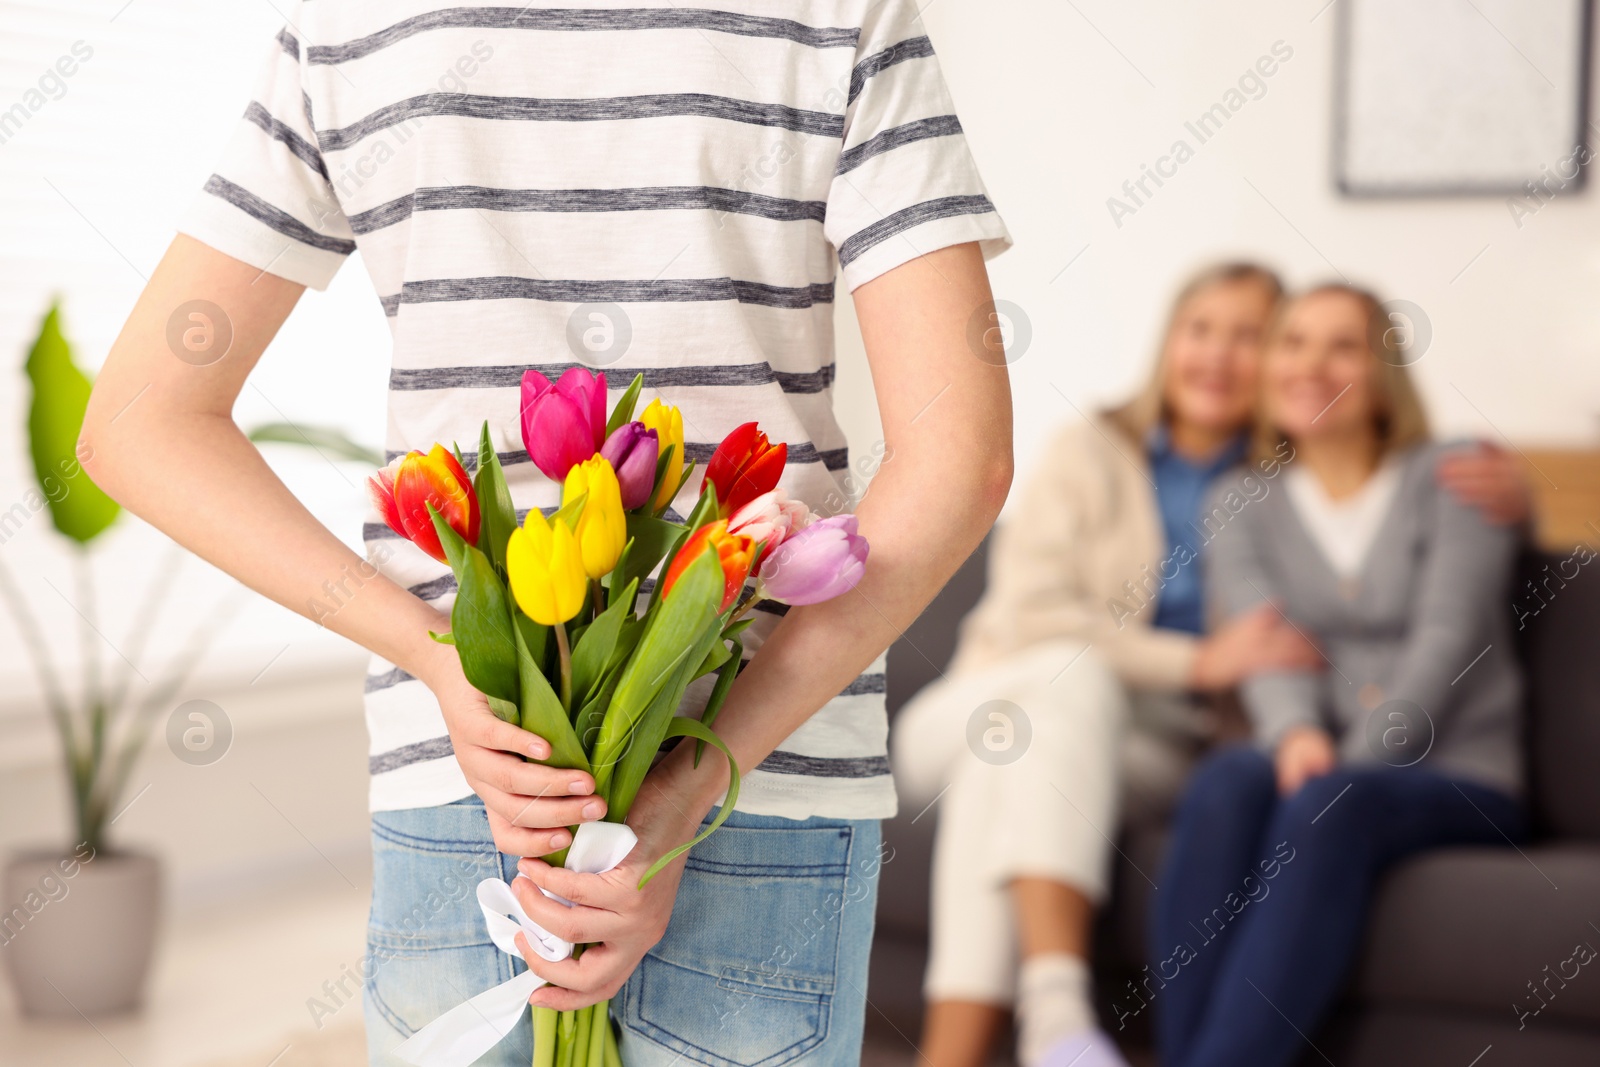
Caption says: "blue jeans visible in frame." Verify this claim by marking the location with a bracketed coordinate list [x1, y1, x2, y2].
[364, 797, 883, 1067]
[1149, 746, 1525, 1067]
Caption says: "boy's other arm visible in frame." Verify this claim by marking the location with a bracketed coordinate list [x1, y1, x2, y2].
[512, 241, 1015, 1009]
[81, 235, 608, 854]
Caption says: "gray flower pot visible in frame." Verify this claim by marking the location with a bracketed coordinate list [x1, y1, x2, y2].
[1, 848, 162, 1017]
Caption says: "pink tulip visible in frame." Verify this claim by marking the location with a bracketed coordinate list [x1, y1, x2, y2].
[757, 514, 868, 606]
[600, 421, 660, 510]
[727, 489, 812, 571]
[519, 367, 607, 481]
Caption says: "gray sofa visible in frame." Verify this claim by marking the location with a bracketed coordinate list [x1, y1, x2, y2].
[870, 538, 1600, 1065]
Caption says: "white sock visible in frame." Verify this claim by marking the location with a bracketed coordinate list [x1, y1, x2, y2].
[1016, 953, 1097, 1067]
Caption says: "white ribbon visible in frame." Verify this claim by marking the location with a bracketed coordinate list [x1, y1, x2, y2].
[394, 821, 638, 1067]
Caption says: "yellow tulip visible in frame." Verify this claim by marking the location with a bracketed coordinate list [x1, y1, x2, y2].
[640, 398, 686, 513]
[506, 510, 587, 625]
[562, 456, 626, 579]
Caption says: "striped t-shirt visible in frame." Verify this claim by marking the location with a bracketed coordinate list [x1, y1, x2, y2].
[179, 0, 1010, 818]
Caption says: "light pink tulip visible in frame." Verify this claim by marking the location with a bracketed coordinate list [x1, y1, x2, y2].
[757, 514, 868, 606]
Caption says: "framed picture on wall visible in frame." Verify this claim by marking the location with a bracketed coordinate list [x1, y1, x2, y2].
[1334, 0, 1594, 196]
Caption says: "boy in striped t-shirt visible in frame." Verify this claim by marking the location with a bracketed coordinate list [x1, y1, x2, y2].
[83, 2, 1012, 1063]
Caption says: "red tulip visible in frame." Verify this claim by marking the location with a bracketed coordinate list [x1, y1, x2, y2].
[660, 520, 756, 612]
[368, 445, 480, 563]
[705, 422, 786, 515]
[520, 366, 607, 481]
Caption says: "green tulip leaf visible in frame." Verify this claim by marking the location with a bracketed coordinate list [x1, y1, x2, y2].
[591, 548, 721, 792]
[644, 443, 676, 514]
[25, 304, 119, 544]
[474, 421, 518, 573]
[605, 373, 645, 438]
[513, 612, 589, 772]
[636, 716, 741, 887]
[694, 637, 743, 768]
[246, 423, 383, 465]
[603, 622, 717, 818]
[696, 637, 732, 680]
[430, 505, 519, 704]
[552, 492, 586, 532]
[486, 695, 520, 725]
[571, 577, 636, 707]
[613, 513, 680, 599]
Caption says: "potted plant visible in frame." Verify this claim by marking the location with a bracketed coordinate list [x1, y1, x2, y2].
[0, 302, 376, 1016]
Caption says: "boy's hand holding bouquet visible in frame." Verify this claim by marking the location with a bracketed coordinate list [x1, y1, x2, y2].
[366, 368, 868, 1067]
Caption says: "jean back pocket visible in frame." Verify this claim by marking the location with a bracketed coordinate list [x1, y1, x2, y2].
[621, 821, 865, 1067]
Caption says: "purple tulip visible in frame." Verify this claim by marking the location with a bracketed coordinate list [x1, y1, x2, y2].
[757, 514, 869, 606]
[601, 421, 660, 510]
[519, 366, 607, 482]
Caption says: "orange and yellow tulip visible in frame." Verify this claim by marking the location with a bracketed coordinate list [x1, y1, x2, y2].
[368, 445, 480, 564]
[660, 520, 756, 612]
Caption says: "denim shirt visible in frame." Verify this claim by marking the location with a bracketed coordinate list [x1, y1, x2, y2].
[1147, 425, 1248, 635]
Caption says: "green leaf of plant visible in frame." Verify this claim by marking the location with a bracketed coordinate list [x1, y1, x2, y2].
[428, 630, 456, 645]
[513, 612, 589, 772]
[644, 443, 675, 515]
[513, 610, 547, 664]
[430, 505, 518, 704]
[602, 625, 715, 817]
[474, 421, 517, 573]
[605, 373, 645, 438]
[25, 304, 119, 543]
[637, 716, 741, 887]
[591, 548, 721, 790]
[694, 638, 742, 768]
[696, 638, 731, 680]
[486, 694, 520, 725]
[246, 423, 384, 465]
[571, 577, 636, 707]
[552, 492, 586, 531]
[614, 513, 681, 598]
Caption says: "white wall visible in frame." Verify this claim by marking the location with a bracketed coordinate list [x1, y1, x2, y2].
[895, 0, 1600, 491]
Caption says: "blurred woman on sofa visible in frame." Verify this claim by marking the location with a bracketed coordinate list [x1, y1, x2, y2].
[892, 265, 1530, 1067]
[1150, 284, 1527, 1067]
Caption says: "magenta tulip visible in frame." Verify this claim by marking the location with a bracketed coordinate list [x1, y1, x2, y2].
[519, 366, 607, 481]
[757, 514, 868, 606]
[600, 421, 660, 510]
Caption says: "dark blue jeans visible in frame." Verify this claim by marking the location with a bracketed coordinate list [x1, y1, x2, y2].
[1149, 746, 1524, 1067]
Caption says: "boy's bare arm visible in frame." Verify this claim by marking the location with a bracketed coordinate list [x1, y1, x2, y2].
[512, 241, 1016, 1009]
[82, 235, 604, 854]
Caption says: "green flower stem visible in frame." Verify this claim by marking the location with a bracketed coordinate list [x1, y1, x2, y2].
[587, 1000, 609, 1067]
[533, 1006, 557, 1067]
[557, 1009, 577, 1067]
[602, 1009, 622, 1067]
[554, 622, 572, 714]
[573, 1003, 593, 1067]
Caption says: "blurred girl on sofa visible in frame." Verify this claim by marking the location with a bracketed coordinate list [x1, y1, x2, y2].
[1150, 284, 1527, 1067]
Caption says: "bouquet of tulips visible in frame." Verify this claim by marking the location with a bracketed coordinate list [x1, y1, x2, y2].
[368, 368, 868, 1067]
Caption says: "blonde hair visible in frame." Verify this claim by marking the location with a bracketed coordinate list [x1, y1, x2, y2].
[1252, 283, 1431, 464]
[1103, 262, 1284, 443]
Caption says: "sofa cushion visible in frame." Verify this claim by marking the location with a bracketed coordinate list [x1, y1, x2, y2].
[1518, 551, 1600, 841]
[1353, 844, 1600, 1027]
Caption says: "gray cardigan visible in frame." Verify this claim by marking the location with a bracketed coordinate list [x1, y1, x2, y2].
[1204, 442, 1524, 796]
